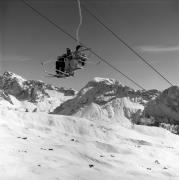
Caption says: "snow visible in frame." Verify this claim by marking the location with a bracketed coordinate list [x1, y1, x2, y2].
[53, 77, 144, 125]
[0, 73, 179, 179]
[0, 90, 74, 112]
[144, 86, 179, 123]
[0, 72, 76, 112]
[0, 109, 179, 180]
[93, 77, 117, 85]
[2, 71, 26, 86]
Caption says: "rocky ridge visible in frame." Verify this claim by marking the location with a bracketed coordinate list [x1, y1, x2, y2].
[0, 71, 76, 112]
[142, 86, 179, 134]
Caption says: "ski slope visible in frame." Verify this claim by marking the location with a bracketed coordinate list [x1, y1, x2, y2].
[0, 108, 179, 180]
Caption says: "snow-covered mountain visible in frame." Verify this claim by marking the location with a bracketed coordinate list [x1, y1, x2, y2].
[1, 72, 178, 133]
[53, 77, 159, 126]
[0, 71, 76, 112]
[143, 86, 179, 134]
[0, 72, 179, 180]
[144, 86, 179, 123]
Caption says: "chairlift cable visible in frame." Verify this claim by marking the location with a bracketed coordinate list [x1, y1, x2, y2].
[81, 4, 173, 86]
[20, 0, 145, 90]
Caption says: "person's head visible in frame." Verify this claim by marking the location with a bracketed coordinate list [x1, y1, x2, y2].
[76, 45, 83, 51]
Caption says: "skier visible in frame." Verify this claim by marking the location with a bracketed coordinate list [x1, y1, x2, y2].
[65, 48, 75, 76]
[53, 46, 88, 78]
[74, 45, 88, 67]
[55, 48, 72, 76]
[56, 55, 65, 75]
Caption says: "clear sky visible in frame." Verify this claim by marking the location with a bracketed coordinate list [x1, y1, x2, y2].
[1, 0, 179, 91]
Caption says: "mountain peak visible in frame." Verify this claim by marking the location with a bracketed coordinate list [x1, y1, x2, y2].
[144, 85, 179, 124]
[53, 77, 149, 124]
[3, 71, 26, 82]
[92, 77, 118, 85]
[2, 71, 27, 88]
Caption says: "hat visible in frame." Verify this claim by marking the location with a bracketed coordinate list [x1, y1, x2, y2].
[76, 45, 83, 51]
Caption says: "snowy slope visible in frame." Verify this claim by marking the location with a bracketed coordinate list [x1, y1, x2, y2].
[0, 108, 179, 180]
[0, 73, 179, 180]
[0, 90, 14, 107]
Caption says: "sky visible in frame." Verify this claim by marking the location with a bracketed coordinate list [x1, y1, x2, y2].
[1, 0, 179, 91]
